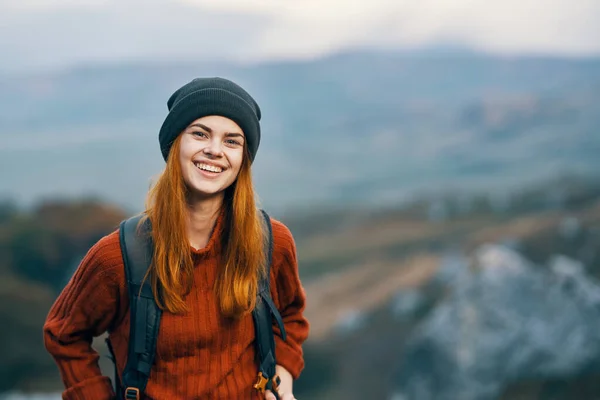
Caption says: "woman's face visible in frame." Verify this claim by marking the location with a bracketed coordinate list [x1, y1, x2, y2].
[179, 115, 245, 200]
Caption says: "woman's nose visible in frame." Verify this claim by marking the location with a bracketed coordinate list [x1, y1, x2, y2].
[203, 139, 224, 157]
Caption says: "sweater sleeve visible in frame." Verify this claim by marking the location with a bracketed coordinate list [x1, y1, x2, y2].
[269, 219, 310, 380]
[43, 231, 127, 400]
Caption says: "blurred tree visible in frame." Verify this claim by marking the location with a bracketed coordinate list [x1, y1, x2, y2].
[0, 199, 18, 224]
[2, 198, 127, 290]
[0, 275, 61, 392]
[0, 198, 128, 392]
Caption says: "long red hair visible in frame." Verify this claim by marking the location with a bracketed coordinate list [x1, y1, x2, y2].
[141, 135, 266, 318]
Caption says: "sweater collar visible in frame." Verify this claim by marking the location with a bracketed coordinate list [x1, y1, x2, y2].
[190, 207, 225, 259]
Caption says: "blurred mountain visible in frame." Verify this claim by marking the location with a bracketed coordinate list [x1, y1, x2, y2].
[1, 50, 599, 212]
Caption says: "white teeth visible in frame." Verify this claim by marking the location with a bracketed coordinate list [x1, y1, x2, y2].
[195, 162, 223, 173]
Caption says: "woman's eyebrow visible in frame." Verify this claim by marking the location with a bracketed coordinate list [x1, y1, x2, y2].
[189, 123, 212, 132]
[188, 124, 243, 137]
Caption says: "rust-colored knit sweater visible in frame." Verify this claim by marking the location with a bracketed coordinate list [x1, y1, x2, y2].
[43, 213, 309, 400]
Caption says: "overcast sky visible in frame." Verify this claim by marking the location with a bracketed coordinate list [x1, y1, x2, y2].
[1, 0, 599, 73]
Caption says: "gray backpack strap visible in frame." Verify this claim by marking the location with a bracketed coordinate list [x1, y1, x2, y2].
[118, 214, 161, 400]
[252, 209, 286, 398]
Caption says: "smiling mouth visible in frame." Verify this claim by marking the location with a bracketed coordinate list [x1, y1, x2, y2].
[194, 162, 224, 173]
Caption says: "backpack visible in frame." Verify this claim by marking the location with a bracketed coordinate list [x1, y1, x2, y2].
[106, 209, 286, 400]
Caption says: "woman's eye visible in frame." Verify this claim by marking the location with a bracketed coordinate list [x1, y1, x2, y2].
[192, 131, 208, 138]
[226, 139, 241, 146]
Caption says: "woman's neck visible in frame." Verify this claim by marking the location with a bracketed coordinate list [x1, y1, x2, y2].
[185, 193, 224, 250]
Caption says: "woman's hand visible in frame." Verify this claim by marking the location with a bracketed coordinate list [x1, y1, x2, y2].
[265, 389, 296, 400]
[265, 365, 296, 400]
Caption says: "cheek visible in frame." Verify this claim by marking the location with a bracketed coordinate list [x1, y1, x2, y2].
[178, 144, 196, 181]
[179, 152, 190, 178]
[179, 138, 190, 163]
[179, 138, 199, 165]
[233, 154, 245, 173]
[228, 150, 244, 172]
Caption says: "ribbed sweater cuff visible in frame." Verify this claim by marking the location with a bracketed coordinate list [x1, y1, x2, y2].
[275, 336, 305, 380]
[62, 376, 115, 400]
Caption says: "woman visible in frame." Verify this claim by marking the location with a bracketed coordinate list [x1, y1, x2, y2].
[43, 77, 309, 400]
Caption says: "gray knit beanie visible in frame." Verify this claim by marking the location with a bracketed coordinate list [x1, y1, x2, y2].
[158, 77, 262, 162]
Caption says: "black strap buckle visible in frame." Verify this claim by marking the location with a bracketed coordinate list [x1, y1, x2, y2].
[272, 374, 281, 392]
[125, 387, 140, 400]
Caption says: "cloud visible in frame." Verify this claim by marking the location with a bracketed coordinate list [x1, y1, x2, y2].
[182, 0, 600, 57]
[0, 1, 268, 72]
[0, 0, 599, 72]
[3, 0, 100, 8]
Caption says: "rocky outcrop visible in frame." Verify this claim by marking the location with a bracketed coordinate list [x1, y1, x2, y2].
[391, 245, 600, 400]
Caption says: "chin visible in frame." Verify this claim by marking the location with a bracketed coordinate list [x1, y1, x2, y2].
[190, 186, 222, 198]
[184, 174, 235, 199]
[188, 180, 233, 198]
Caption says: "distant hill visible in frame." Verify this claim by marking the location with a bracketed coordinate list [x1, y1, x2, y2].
[1, 50, 599, 212]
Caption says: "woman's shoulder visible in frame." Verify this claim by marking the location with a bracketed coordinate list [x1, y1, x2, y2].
[267, 216, 298, 274]
[88, 228, 122, 260]
[268, 217, 296, 250]
[77, 228, 125, 280]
